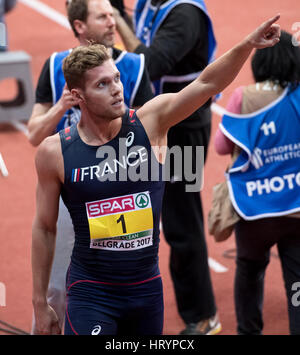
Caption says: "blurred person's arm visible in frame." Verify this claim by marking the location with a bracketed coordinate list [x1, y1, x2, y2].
[113, 6, 140, 52]
[28, 89, 78, 146]
[114, 4, 206, 81]
[131, 65, 154, 107]
[110, 0, 133, 28]
[28, 59, 78, 146]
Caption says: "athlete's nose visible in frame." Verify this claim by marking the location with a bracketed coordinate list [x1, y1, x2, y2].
[111, 80, 122, 96]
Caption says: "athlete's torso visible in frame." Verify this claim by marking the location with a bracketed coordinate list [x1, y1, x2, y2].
[60, 109, 165, 282]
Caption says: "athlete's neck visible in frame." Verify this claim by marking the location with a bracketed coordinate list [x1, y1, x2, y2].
[77, 112, 122, 146]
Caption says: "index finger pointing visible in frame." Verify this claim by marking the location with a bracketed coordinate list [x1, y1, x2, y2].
[262, 14, 281, 29]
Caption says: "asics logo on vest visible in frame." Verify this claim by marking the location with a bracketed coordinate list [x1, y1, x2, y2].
[126, 132, 135, 147]
[91, 325, 102, 335]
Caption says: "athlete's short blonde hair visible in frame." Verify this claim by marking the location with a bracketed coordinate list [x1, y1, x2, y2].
[62, 43, 110, 90]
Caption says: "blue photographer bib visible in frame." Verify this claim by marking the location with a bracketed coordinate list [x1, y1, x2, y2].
[220, 85, 300, 220]
[134, 0, 216, 95]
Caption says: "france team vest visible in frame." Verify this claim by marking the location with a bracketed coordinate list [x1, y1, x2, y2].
[220, 85, 300, 220]
[59, 109, 165, 282]
[134, 0, 217, 95]
[50, 49, 145, 132]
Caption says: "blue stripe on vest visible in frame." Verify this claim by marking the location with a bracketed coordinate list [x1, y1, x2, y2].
[220, 86, 300, 220]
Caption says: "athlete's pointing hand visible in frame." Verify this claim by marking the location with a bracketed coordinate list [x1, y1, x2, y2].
[245, 14, 281, 49]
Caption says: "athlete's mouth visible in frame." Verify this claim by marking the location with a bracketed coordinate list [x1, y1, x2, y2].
[112, 99, 123, 107]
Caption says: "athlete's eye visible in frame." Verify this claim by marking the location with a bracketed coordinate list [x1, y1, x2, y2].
[115, 74, 120, 82]
[98, 81, 107, 88]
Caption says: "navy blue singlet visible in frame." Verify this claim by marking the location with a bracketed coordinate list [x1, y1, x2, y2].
[59, 109, 165, 284]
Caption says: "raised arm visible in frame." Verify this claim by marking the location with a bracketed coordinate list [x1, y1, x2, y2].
[138, 15, 281, 139]
[31, 135, 63, 335]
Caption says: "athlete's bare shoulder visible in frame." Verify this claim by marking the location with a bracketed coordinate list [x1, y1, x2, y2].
[35, 133, 64, 182]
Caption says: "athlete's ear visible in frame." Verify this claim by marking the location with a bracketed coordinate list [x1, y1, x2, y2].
[71, 88, 84, 103]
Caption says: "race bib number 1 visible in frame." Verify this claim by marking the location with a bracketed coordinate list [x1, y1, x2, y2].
[86, 191, 153, 251]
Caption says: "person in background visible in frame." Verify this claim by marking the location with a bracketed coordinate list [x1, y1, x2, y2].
[214, 30, 300, 335]
[28, 0, 153, 333]
[113, 0, 220, 334]
[0, 0, 17, 51]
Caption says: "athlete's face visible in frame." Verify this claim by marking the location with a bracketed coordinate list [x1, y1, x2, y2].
[83, 0, 116, 47]
[79, 59, 125, 120]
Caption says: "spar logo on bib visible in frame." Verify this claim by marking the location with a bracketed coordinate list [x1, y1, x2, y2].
[86, 191, 153, 251]
[135, 193, 149, 208]
[86, 195, 135, 218]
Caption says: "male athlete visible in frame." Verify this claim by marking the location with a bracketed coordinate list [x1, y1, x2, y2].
[29, 0, 153, 333]
[31, 15, 280, 335]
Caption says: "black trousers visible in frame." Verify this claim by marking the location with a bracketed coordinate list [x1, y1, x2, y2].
[161, 121, 216, 324]
[235, 217, 300, 335]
